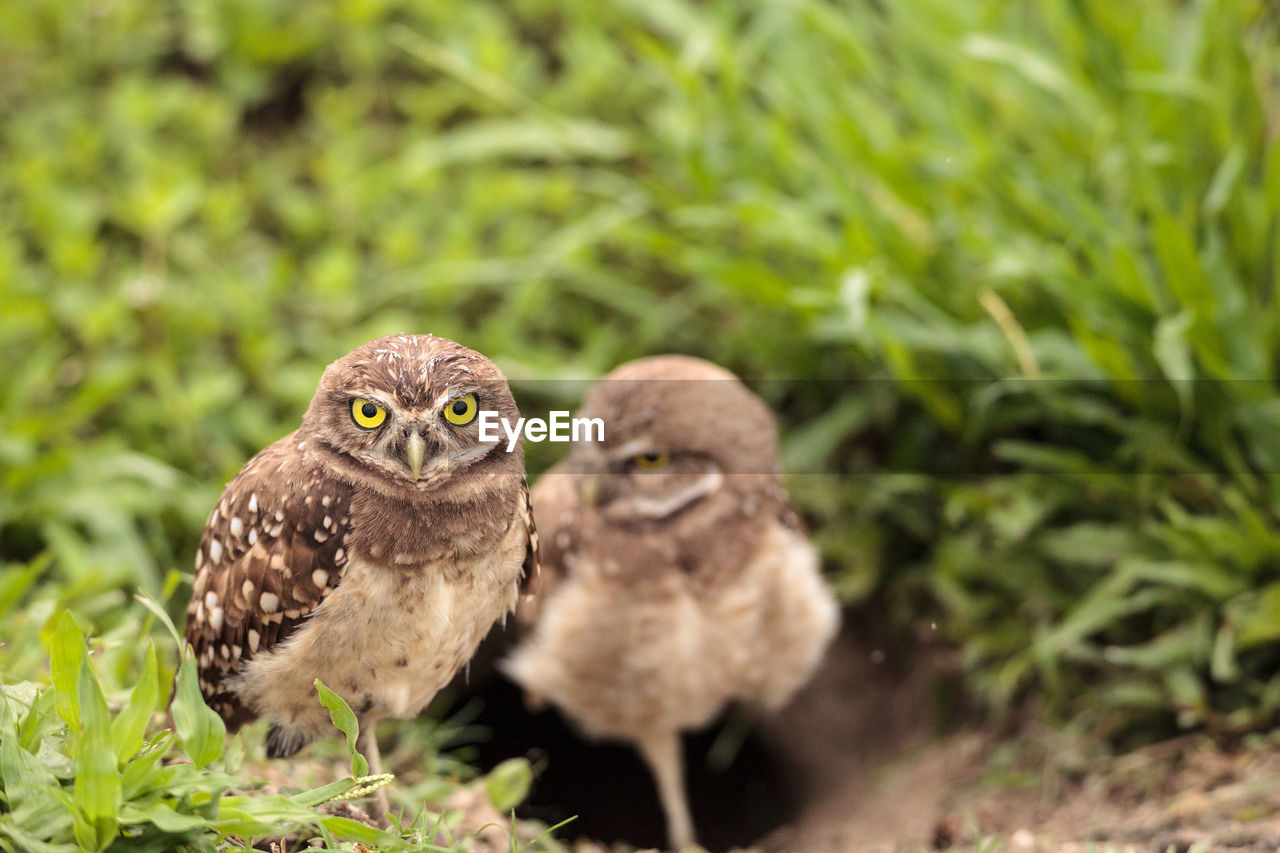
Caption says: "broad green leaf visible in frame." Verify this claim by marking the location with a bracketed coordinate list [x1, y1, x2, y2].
[484, 757, 533, 812]
[318, 814, 397, 845]
[110, 642, 158, 763]
[72, 658, 120, 851]
[170, 654, 225, 769]
[213, 795, 324, 836]
[0, 813, 81, 853]
[314, 679, 369, 777]
[290, 777, 363, 808]
[0, 690, 57, 811]
[40, 766, 97, 850]
[47, 612, 85, 731]
[120, 734, 172, 801]
[118, 802, 211, 832]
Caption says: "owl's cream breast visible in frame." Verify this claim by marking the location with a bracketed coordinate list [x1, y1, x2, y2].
[504, 518, 839, 740]
[231, 513, 526, 740]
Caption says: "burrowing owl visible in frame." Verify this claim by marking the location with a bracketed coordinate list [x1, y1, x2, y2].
[185, 334, 536, 786]
[504, 355, 838, 851]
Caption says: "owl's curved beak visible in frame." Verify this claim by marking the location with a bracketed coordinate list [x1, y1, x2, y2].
[579, 473, 599, 509]
[404, 431, 426, 480]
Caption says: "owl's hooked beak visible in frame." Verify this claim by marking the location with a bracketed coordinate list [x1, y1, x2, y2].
[404, 431, 427, 480]
[579, 473, 599, 509]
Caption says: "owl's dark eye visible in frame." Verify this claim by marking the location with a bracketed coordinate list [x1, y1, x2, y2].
[362, 402, 378, 418]
[452, 400, 467, 415]
[632, 450, 670, 470]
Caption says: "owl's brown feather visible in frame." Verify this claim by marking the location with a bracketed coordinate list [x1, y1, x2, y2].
[185, 436, 352, 729]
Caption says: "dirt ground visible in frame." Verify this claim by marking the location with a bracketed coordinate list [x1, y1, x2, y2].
[763, 724, 1280, 852]
[755, 627, 1280, 853]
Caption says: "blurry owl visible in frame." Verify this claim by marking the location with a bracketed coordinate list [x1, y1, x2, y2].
[504, 355, 838, 851]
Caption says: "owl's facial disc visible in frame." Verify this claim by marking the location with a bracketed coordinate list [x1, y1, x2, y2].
[303, 335, 523, 498]
[331, 386, 497, 489]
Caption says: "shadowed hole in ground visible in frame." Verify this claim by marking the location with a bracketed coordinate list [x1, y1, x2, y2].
[435, 616, 932, 851]
[455, 670, 804, 850]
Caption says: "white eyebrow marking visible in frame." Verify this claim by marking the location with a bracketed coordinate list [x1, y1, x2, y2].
[607, 438, 660, 461]
[432, 385, 480, 409]
[347, 390, 395, 409]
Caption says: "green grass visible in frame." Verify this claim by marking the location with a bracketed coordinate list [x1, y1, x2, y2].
[3, 611, 561, 852]
[2, 0, 1279, 847]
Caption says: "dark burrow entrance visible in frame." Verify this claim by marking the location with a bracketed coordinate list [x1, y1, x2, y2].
[442, 624, 810, 851]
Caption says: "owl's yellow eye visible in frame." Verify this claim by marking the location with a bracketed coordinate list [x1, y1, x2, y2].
[632, 450, 669, 470]
[443, 393, 478, 426]
[350, 398, 387, 429]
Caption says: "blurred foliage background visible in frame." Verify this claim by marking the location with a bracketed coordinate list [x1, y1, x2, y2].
[2, 0, 1280, 845]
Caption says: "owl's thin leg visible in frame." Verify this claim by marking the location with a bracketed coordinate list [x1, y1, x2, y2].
[359, 725, 391, 822]
[636, 729, 695, 852]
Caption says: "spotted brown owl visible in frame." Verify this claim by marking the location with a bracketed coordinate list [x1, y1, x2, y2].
[504, 355, 838, 851]
[185, 334, 537, 785]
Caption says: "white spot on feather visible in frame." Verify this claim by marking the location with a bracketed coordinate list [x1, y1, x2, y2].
[260, 592, 279, 613]
[312, 569, 329, 587]
[208, 539, 223, 564]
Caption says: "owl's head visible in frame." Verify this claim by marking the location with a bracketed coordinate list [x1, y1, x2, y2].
[570, 355, 779, 524]
[301, 334, 522, 494]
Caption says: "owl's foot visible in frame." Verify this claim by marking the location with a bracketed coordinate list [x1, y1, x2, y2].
[265, 723, 314, 758]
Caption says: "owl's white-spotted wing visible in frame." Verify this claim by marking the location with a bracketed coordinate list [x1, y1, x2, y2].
[185, 435, 351, 729]
[519, 476, 540, 596]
